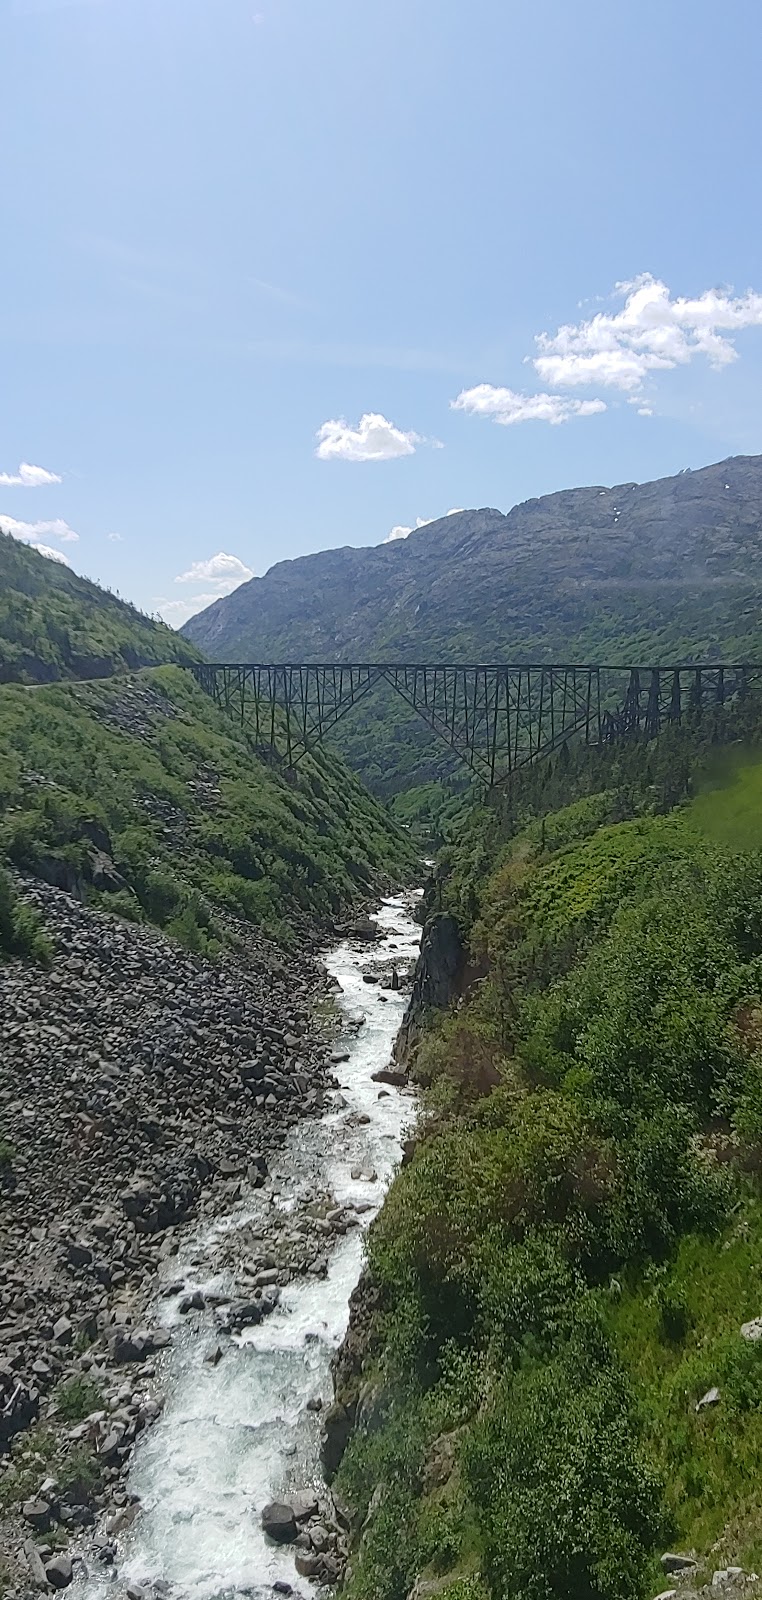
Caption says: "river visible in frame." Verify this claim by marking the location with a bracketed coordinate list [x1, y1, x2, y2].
[77, 893, 421, 1600]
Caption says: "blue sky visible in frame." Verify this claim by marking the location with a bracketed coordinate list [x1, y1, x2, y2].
[3, 0, 762, 624]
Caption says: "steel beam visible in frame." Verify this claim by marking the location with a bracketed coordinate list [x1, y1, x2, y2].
[188, 662, 762, 787]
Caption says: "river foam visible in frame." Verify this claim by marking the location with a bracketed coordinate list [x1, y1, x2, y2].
[76, 894, 421, 1600]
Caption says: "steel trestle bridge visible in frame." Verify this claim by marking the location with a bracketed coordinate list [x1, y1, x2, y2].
[189, 661, 762, 787]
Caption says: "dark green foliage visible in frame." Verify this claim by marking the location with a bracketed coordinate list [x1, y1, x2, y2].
[0, 530, 200, 683]
[0, 863, 50, 962]
[465, 1320, 660, 1600]
[55, 1378, 103, 1422]
[342, 726, 762, 1599]
[0, 667, 417, 945]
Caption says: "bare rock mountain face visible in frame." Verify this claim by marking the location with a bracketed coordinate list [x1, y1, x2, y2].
[182, 455, 762, 792]
[183, 455, 762, 664]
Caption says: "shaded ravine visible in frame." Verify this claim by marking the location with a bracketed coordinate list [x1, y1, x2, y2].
[76, 894, 422, 1600]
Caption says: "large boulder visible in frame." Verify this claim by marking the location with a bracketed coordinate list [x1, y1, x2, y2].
[346, 917, 380, 942]
[371, 1066, 407, 1088]
[320, 1400, 356, 1479]
[46, 1554, 74, 1589]
[261, 1501, 298, 1543]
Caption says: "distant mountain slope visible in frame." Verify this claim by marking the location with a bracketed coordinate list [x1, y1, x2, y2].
[183, 455, 762, 665]
[182, 455, 762, 796]
[0, 530, 199, 683]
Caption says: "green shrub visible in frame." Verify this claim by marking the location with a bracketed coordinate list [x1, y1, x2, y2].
[656, 1282, 693, 1345]
[720, 1336, 762, 1414]
[465, 1321, 661, 1600]
[165, 897, 223, 957]
[57, 1444, 101, 1498]
[55, 1378, 103, 1422]
[0, 865, 50, 963]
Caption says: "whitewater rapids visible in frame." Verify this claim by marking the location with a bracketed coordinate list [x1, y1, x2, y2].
[76, 893, 421, 1600]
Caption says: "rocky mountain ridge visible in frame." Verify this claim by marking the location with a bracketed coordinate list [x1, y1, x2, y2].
[183, 453, 762, 794]
[182, 454, 762, 665]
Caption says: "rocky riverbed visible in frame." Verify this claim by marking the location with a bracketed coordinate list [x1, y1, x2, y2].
[0, 881, 421, 1598]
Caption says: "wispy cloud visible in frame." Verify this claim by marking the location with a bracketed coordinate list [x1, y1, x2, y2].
[384, 509, 464, 543]
[175, 552, 253, 590]
[0, 515, 79, 544]
[451, 274, 762, 432]
[452, 385, 606, 426]
[533, 275, 762, 393]
[316, 412, 422, 462]
[156, 593, 224, 627]
[155, 549, 254, 627]
[248, 276, 307, 310]
[28, 542, 71, 565]
[0, 461, 62, 488]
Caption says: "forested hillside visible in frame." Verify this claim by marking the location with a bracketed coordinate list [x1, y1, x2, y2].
[0, 530, 418, 954]
[0, 668, 416, 955]
[331, 705, 762, 1600]
[182, 455, 762, 797]
[0, 529, 199, 683]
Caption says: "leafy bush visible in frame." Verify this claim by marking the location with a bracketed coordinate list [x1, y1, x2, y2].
[344, 738, 762, 1598]
[655, 1282, 693, 1345]
[0, 865, 50, 963]
[55, 1378, 103, 1422]
[465, 1322, 661, 1600]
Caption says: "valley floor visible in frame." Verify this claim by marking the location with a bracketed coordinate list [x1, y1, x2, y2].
[0, 876, 378, 1596]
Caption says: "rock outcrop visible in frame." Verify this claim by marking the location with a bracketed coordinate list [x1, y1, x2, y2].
[393, 913, 465, 1065]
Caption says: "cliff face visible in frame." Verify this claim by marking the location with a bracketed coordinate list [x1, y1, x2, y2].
[393, 913, 466, 1065]
[183, 455, 762, 665]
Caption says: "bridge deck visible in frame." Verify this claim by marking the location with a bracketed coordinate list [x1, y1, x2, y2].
[187, 661, 762, 786]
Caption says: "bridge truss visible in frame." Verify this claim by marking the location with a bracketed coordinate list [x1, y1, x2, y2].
[189, 662, 762, 788]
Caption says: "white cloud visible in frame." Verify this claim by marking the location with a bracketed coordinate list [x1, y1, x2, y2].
[29, 543, 71, 566]
[175, 551, 253, 593]
[315, 412, 421, 462]
[637, 406, 654, 417]
[0, 515, 79, 544]
[533, 274, 762, 392]
[156, 549, 254, 626]
[0, 461, 62, 488]
[155, 592, 224, 626]
[383, 508, 465, 543]
[107, 530, 122, 542]
[452, 385, 606, 426]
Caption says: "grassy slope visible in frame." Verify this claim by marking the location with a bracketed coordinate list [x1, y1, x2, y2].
[334, 723, 762, 1600]
[605, 756, 762, 1579]
[0, 530, 200, 682]
[0, 667, 418, 949]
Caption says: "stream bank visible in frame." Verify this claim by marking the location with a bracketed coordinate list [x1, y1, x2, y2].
[54, 892, 422, 1600]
